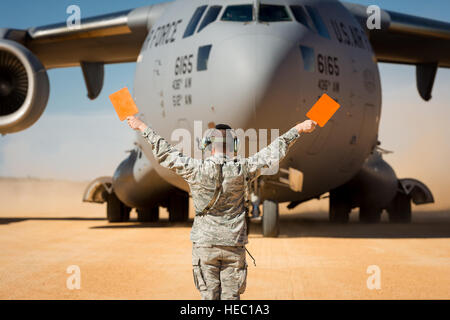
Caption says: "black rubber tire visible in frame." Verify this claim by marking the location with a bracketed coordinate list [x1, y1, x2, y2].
[168, 191, 189, 222]
[359, 206, 382, 223]
[262, 200, 279, 237]
[386, 192, 412, 223]
[137, 207, 159, 222]
[106, 192, 125, 222]
[122, 206, 131, 222]
[329, 189, 351, 223]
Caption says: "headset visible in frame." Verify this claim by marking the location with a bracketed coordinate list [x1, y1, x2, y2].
[199, 124, 240, 153]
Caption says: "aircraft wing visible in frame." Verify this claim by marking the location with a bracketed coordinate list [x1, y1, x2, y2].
[0, 2, 170, 99]
[343, 2, 450, 100]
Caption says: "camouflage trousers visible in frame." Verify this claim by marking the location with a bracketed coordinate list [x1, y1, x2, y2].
[192, 242, 248, 300]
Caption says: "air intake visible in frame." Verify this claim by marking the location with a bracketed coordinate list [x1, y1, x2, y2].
[0, 50, 29, 116]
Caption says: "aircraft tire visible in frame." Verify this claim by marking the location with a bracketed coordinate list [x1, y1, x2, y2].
[168, 191, 189, 222]
[106, 192, 127, 222]
[359, 206, 382, 223]
[245, 212, 250, 236]
[262, 200, 279, 237]
[122, 205, 131, 222]
[329, 190, 351, 223]
[386, 192, 412, 223]
[137, 207, 159, 222]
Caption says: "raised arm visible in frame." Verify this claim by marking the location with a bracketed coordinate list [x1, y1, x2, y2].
[245, 120, 317, 180]
[126, 115, 200, 182]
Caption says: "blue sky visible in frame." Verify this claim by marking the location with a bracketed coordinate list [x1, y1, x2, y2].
[0, 0, 449, 207]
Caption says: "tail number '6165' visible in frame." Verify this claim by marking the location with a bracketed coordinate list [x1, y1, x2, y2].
[318, 54, 339, 76]
[175, 54, 194, 75]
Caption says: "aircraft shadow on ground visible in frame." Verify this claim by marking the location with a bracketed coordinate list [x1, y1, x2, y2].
[0, 217, 105, 225]
[89, 210, 450, 238]
[268, 210, 450, 239]
[2, 210, 449, 238]
[90, 220, 194, 229]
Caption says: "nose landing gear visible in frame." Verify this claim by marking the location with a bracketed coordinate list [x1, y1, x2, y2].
[262, 199, 279, 237]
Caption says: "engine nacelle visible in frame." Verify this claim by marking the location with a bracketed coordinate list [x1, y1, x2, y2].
[112, 147, 175, 209]
[0, 39, 49, 134]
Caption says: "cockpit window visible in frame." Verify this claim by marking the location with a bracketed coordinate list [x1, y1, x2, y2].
[221, 4, 253, 22]
[258, 4, 292, 22]
[197, 6, 222, 32]
[305, 5, 330, 38]
[183, 5, 208, 38]
[290, 5, 314, 30]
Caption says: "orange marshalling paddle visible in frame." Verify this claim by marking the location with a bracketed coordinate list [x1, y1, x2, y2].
[109, 87, 139, 121]
[306, 93, 341, 127]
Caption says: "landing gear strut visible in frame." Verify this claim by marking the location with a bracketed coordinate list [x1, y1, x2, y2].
[262, 199, 279, 237]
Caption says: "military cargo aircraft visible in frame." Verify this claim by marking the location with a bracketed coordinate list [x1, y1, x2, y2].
[1, 0, 448, 236]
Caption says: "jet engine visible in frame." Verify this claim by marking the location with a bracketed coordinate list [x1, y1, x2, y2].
[0, 39, 49, 135]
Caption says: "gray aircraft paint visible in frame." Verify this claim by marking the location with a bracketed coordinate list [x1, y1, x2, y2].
[132, 0, 380, 204]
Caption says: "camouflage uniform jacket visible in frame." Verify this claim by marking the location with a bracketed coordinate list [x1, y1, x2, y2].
[141, 126, 301, 246]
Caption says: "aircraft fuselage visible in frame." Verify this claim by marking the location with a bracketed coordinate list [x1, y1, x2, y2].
[132, 0, 381, 204]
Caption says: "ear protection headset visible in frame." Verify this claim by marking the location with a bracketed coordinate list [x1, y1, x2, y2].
[199, 124, 239, 153]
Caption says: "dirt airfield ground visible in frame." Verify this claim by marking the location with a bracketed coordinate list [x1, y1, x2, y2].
[0, 177, 449, 299]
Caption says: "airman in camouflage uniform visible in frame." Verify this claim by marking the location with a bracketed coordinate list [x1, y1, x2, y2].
[126, 116, 317, 300]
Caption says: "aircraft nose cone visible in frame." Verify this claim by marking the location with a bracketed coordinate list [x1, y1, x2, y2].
[208, 35, 258, 126]
[209, 34, 302, 129]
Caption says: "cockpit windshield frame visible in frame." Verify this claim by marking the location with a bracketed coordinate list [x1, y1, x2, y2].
[220, 4, 254, 22]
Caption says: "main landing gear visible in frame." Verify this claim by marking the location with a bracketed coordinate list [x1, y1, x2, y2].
[105, 189, 189, 223]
